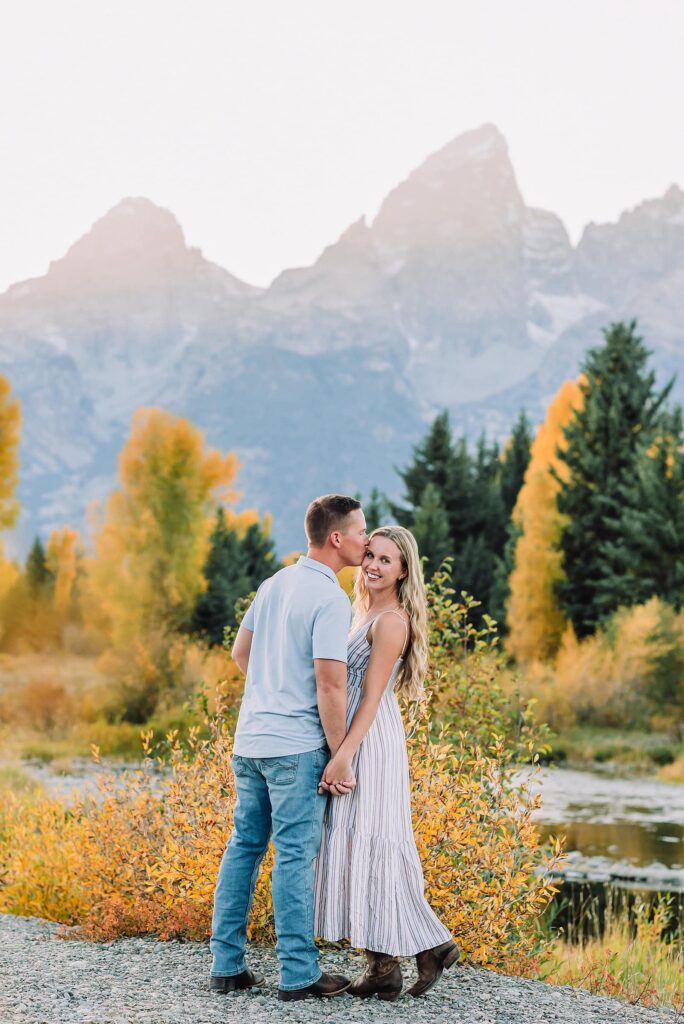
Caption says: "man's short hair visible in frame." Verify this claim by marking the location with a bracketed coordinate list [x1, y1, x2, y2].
[305, 494, 361, 548]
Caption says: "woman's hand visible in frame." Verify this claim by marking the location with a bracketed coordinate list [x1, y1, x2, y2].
[318, 753, 356, 796]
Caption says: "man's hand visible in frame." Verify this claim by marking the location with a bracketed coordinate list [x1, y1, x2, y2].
[318, 753, 356, 797]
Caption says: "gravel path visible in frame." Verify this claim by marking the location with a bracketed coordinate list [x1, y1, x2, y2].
[0, 913, 678, 1024]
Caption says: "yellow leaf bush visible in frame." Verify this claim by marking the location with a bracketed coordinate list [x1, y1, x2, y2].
[0, 572, 562, 971]
[0, 715, 561, 970]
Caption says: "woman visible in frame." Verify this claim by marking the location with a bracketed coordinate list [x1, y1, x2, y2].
[313, 525, 459, 1001]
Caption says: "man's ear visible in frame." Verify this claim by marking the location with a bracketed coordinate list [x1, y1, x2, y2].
[329, 530, 342, 549]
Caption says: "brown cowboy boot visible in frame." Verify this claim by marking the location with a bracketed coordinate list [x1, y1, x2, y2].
[407, 939, 460, 997]
[349, 949, 403, 1001]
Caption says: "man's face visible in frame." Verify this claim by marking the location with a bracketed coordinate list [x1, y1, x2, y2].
[336, 508, 368, 567]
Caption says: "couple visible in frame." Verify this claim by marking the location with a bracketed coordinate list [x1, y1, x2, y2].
[209, 494, 459, 1002]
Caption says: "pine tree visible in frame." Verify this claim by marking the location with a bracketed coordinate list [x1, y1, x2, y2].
[192, 508, 250, 644]
[26, 537, 52, 596]
[410, 483, 451, 577]
[488, 521, 522, 633]
[500, 410, 533, 518]
[471, 434, 507, 554]
[488, 412, 534, 632]
[390, 412, 457, 526]
[192, 511, 280, 644]
[608, 406, 684, 609]
[364, 488, 386, 532]
[241, 519, 278, 584]
[555, 321, 673, 636]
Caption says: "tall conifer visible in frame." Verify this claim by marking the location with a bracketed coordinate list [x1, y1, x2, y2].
[555, 321, 673, 636]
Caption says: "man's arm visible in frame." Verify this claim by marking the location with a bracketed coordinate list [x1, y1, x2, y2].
[314, 658, 348, 754]
[232, 625, 253, 675]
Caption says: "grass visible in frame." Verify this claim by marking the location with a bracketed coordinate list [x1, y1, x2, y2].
[0, 764, 45, 797]
[541, 725, 683, 775]
[538, 888, 683, 1011]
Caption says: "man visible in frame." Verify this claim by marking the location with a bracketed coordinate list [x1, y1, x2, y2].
[210, 494, 368, 1001]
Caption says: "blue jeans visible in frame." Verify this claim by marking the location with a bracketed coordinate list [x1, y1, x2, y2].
[210, 747, 329, 990]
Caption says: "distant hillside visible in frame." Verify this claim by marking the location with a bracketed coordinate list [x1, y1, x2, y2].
[1, 124, 682, 552]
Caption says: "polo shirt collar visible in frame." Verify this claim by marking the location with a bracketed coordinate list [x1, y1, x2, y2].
[298, 555, 339, 584]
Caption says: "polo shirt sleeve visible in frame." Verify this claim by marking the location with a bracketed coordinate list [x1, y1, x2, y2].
[312, 594, 351, 663]
[241, 595, 257, 632]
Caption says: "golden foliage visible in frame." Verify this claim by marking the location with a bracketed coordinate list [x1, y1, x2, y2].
[509, 596, 684, 733]
[0, 714, 561, 970]
[46, 526, 80, 615]
[552, 598, 683, 730]
[89, 407, 239, 646]
[507, 379, 584, 664]
[336, 565, 356, 596]
[0, 542, 18, 604]
[83, 409, 241, 715]
[0, 374, 20, 530]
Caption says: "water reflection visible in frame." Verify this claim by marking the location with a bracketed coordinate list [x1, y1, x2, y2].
[537, 820, 684, 871]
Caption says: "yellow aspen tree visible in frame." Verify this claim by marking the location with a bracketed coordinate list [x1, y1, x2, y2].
[90, 408, 239, 646]
[0, 544, 18, 602]
[506, 379, 584, 663]
[0, 375, 21, 609]
[0, 374, 20, 531]
[46, 525, 80, 615]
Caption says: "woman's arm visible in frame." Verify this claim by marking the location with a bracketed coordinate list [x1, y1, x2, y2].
[320, 613, 407, 789]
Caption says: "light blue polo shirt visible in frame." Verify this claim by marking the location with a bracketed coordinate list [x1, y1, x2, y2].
[233, 556, 352, 757]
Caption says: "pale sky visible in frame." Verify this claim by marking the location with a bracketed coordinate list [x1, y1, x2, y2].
[1, 0, 682, 292]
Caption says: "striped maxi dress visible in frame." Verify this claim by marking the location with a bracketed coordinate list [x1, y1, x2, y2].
[313, 611, 452, 956]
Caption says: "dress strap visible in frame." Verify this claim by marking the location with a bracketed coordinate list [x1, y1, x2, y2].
[371, 609, 410, 658]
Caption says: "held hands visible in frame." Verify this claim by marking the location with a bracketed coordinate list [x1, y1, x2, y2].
[318, 752, 356, 797]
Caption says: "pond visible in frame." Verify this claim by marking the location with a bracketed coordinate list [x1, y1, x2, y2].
[524, 766, 684, 889]
[521, 765, 684, 940]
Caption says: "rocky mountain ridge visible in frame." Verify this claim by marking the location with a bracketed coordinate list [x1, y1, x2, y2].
[1, 124, 682, 552]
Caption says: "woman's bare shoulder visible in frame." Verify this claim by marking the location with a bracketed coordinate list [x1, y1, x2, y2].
[368, 609, 410, 654]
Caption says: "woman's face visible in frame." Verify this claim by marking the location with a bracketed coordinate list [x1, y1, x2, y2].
[361, 535, 407, 598]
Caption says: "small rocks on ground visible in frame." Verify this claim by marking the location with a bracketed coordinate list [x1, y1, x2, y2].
[0, 913, 678, 1024]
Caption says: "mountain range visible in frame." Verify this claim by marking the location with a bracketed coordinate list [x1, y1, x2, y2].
[1, 123, 683, 552]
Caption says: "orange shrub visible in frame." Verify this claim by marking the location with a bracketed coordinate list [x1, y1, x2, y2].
[0, 710, 562, 970]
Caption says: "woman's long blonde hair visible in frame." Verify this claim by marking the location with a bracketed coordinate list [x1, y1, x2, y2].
[352, 525, 428, 702]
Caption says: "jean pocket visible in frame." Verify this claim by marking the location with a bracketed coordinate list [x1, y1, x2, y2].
[231, 755, 250, 777]
[260, 755, 298, 786]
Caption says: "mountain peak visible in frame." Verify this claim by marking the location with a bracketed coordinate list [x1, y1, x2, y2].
[43, 197, 192, 293]
[418, 122, 508, 174]
[371, 123, 522, 252]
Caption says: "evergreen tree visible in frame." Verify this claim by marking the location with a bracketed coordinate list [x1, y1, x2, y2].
[410, 483, 451, 577]
[390, 412, 457, 526]
[241, 520, 278, 584]
[456, 534, 497, 613]
[364, 487, 386, 532]
[608, 406, 684, 609]
[488, 412, 533, 633]
[192, 510, 280, 644]
[390, 410, 532, 618]
[471, 434, 507, 554]
[192, 509, 249, 644]
[488, 521, 522, 633]
[26, 537, 52, 596]
[555, 321, 673, 636]
[355, 488, 386, 532]
[500, 410, 533, 518]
